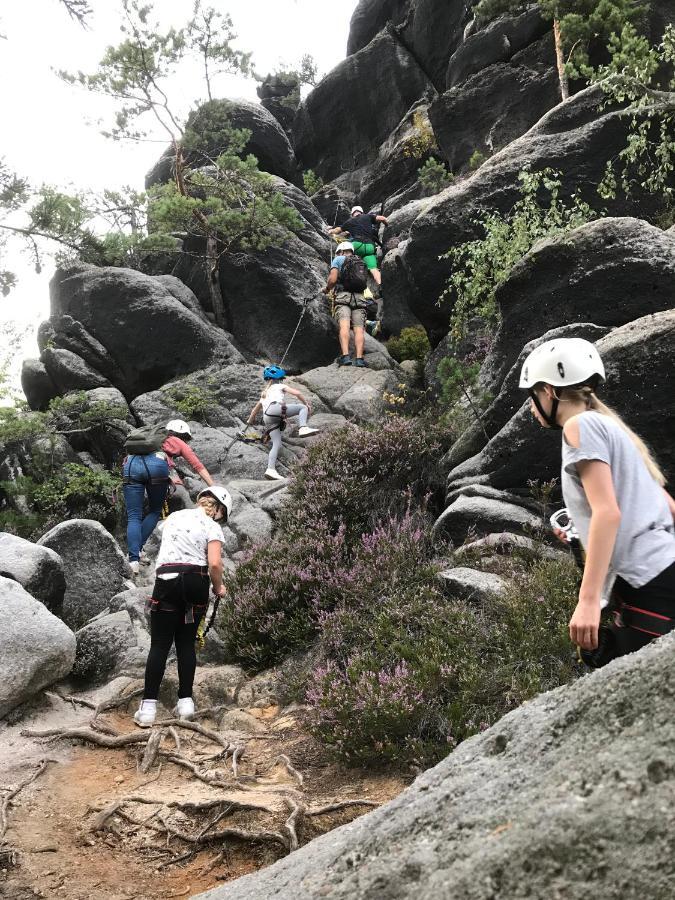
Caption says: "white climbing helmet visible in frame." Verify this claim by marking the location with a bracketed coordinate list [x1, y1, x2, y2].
[166, 419, 192, 437]
[351, 205, 364, 215]
[336, 241, 354, 253]
[519, 338, 606, 390]
[197, 485, 233, 521]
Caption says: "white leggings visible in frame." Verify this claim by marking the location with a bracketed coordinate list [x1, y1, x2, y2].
[263, 402, 308, 470]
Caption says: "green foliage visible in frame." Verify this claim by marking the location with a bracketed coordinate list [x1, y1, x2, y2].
[385, 326, 431, 365]
[47, 391, 128, 432]
[418, 157, 454, 193]
[31, 463, 120, 523]
[441, 167, 598, 341]
[596, 24, 675, 202]
[473, 0, 530, 24]
[302, 170, 324, 196]
[0, 407, 46, 448]
[186, 1, 253, 102]
[163, 382, 218, 422]
[437, 356, 482, 407]
[468, 149, 487, 171]
[402, 110, 438, 160]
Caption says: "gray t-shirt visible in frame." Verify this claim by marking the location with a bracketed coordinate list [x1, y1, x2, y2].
[561, 411, 675, 590]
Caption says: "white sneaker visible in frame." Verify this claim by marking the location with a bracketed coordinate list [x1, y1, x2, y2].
[264, 468, 285, 480]
[297, 426, 319, 437]
[173, 697, 196, 720]
[129, 561, 140, 575]
[133, 700, 157, 728]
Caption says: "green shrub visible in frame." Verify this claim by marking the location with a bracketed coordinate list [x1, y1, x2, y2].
[385, 326, 431, 365]
[440, 167, 598, 341]
[418, 157, 454, 193]
[468, 149, 487, 171]
[163, 382, 218, 422]
[402, 110, 438, 160]
[302, 169, 324, 196]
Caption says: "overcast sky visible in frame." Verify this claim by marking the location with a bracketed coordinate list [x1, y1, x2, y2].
[0, 0, 358, 385]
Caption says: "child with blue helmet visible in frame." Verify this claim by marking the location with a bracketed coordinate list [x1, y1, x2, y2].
[245, 366, 319, 480]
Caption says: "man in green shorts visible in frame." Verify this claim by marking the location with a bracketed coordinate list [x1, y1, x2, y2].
[329, 205, 388, 287]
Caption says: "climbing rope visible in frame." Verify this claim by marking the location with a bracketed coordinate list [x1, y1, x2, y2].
[278, 297, 313, 368]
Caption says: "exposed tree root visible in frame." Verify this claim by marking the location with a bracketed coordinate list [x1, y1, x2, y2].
[275, 754, 304, 787]
[22, 727, 152, 748]
[0, 759, 52, 840]
[307, 799, 379, 816]
[283, 799, 305, 852]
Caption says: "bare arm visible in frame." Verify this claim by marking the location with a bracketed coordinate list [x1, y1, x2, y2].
[284, 386, 310, 410]
[246, 400, 262, 425]
[323, 268, 339, 293]
[197, 467, 213, 486]
[375, 215, 388, 224]
[207, 540, 225, 597]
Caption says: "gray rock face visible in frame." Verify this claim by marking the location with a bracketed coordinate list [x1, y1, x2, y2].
[292, 28, 432, 184]
[296, 365, 399, 423]
[146, 99, 300, 189]
[347, 0, 410, 55]
[434, 494, 542, 544]
[197, 631, 675, 900]
[37, 519, 131, 630]
[48, 264, 243, 399]
[72, 610, 139, 684]
[0, 533, 66, 616]
[437, 566, 507, 603]
[400, 0, 470, 90]
[41, 347, 109, 393]
[431, 33, 560, 174]
[20, 358, 58, 411]
[482, 218, 675, 393]
[0, 576, 75, 718]
[392, 86, 669, 342]
[447, 308, 675, 492]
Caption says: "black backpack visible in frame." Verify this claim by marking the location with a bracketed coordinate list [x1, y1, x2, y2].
[340, 255, 368, 293]
[124, 423, 167, 455]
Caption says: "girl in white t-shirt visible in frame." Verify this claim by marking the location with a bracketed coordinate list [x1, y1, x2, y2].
[520, 338, 675, 667]
[245, 366, 319, 480]
[133, 486, 232, 727]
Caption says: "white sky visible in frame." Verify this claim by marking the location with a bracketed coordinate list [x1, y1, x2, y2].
[0, 0, 358, 385]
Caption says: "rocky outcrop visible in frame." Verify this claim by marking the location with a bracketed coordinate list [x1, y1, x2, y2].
[72, 610, 145, 684]
[347, 0, 410, 55]
[197, 632, 675, 900]
[20, 359, 59, 411]
[41, 347, 109, 394]
[437, 566, 507, 603]
[434, 494, 542, 543]
[390, 86, 669, 342]
[37, 519, 131, 631]
[47, 265, 243, 400]
[292, 28, 432, 185]
[256, 73, 300, 133]
[146, 99, 300, 189]
[0, 577, 75, 719]
[0, 533, 66, 616]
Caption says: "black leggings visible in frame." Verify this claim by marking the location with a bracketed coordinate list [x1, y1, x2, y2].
[144, 609, 204, 700]
[582, 561, 675, 667]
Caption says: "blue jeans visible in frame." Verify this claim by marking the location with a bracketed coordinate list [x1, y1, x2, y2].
[122, 455, 170, 562]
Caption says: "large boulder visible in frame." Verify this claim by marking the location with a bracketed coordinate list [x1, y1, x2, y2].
[400, 0, 471, 90]
[72, 610, 143, 684]
[0, 576, 75, 718]
[391, 85, 669, 343]
[20, 359, 58, 411]
[146, 99, 300, 189]
[37, 519, 131, 631]
[48, 264, 243, 399]
[434, 494, 542, 544]
[0, 533, 66, 616]
[197, 632, 675, 900]
[480, 218, 675, 393]
[41, 347, 109, 393]
[446, 309, 675, 493]
[347, 0, 410, 55]
[296, 364, 400, 422]
[292, 27, 432, 184]
[431, 33, 560, 174]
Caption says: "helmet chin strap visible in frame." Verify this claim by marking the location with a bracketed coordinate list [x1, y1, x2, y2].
[529, 389, 561, 430]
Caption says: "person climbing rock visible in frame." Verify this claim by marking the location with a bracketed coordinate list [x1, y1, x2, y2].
[322, 241, 369, 367]
[520, 337, 675, 667]
[133, 486, 232, 728]
[122, 427, 171, 576]
[244, 366, 319, 480]
[329, 205, 388, 287]
[163, 419, 215, 511]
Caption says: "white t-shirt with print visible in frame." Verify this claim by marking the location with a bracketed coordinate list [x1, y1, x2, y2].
[155, 508, 224, 571]
[262, 383, 285, 414]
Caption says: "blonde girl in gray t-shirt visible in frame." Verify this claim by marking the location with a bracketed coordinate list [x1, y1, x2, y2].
[520, 338, 675, 666]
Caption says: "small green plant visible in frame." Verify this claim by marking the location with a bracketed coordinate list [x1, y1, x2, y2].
[385, 326, 431, 365]
[164, 383, 218, 422]
[418, 157, 454, 193]
[440, 167, 599, 342]
[302, 169, 324, 196]
[402, 110, 438, 160]
[468, 149, 487, 171]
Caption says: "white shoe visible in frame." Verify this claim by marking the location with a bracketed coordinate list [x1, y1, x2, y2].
[133, 700, 157, 728]
[173, 697, 196, 720]
[129, 561, 140, 575]
[297, 426, 319, 437]
[264, 468, 285, 481]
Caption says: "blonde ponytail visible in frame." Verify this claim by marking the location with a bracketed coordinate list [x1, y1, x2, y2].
[563, 386, 665, 486]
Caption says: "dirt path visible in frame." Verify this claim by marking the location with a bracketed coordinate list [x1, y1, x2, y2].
[0, 685, 406, 899]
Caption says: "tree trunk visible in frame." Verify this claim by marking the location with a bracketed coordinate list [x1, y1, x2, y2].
[205, 233, 226, 328]
[553, 18, 569, 101]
